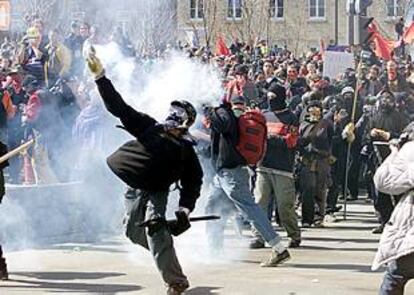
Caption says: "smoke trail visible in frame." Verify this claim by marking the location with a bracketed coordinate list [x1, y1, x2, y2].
[0, 0, 247, 262]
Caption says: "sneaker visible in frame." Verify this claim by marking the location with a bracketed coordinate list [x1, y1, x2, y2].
[166, 281, 189, 295]
[325, 213, 337, 223]
[372, 226, 384, 234]
[249, 239, 265, 249]
[301, 222, 311, 228]
[260, 249, 291, 267]
[288, 239, 301, 248]
[314, 220, 325, 228]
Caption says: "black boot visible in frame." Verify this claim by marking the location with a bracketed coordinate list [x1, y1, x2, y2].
[0, 258, 8, 280]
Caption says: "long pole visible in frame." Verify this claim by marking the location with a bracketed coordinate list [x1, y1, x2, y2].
[343, 60, 362, 220]
[0, 139, 35, 165]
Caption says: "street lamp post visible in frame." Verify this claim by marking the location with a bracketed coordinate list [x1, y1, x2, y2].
[347, 0, 355, 45]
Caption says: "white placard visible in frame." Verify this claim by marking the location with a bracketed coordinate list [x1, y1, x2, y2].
[323, 51, 355, 79]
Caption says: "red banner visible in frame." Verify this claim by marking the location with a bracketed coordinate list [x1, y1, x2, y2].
[215, 35, 230, 56]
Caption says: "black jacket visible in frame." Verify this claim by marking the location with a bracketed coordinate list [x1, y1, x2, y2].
[96, 77, 203, 211]
[260, 109, 299, 173]
[363, 109, 410, 146]
[210, 104, 245, 172]
[299, 118, 333, 160]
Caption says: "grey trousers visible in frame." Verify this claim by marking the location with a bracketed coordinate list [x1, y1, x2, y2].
[253, 172, 301, 242]
[124, 189, 188, 286]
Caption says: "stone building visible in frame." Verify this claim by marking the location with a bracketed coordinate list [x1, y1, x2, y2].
[177, 0, 414, 53]
[4, 0, 178, 50]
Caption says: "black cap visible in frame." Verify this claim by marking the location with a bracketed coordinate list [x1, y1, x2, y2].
[232, 95, 246, 105]
[267, 83, 286, 101]
[234, 64, 249, 75]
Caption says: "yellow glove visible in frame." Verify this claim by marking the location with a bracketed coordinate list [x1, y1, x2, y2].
[86, 46, 105, 80]
[342, 122, 355, 143]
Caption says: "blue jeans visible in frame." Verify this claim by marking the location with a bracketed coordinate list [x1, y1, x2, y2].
[379, 253, 414, 295]
[205, 166, 281, 249]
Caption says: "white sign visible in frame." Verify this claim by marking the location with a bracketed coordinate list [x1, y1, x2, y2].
[323, 51, 355, 79]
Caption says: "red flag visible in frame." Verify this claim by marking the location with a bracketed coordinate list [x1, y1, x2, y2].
[369, 21, 394, 61]
[372, 34, 394, 60]
[215, 35, 230, 56]
[403, 22, 414, 44]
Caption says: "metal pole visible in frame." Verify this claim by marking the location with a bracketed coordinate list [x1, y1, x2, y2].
[347, 0, 355, 45]
[335, 0, 339, 45]
[348, 14, 355, 45]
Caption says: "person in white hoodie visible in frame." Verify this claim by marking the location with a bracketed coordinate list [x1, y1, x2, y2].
[373, 122, 414, 295]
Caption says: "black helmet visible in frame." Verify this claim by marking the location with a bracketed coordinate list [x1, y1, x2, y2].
[22, 75, 40, 93]
[170, 100, 197, 128]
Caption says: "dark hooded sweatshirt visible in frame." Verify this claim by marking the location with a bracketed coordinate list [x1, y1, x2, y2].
[95, 76, 203, 211]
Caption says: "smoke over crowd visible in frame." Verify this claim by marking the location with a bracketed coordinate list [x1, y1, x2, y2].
[0, 39, 224, 253]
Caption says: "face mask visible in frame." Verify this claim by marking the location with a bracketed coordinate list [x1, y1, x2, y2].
[380, 101, 395, 113]
[165, 105, 189, 129]
[344, 94, 353, 100]
[380, 95, 395, 113]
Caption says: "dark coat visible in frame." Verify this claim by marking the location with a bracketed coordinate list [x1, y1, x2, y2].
[96, 77, 203, 211]
[209, 103, 245, 172]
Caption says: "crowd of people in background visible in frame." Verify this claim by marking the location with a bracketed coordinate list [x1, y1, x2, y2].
[0, 9, 413, 295]
[0, 12, 413, 248]
[189, 35, 414, 239]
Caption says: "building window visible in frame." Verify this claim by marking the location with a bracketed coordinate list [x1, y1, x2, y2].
[270, 0, 284, 19]
[190, 0, 204, 20]
[386, 0, 404, 18]
[309, 0, 325, 19]
[228, 0, 242, 19]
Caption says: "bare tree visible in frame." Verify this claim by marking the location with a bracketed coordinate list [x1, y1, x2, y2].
[202, 0, 219, 49]
[286, 0, 308, 55]
[23, 0, 59, 26]
[381, 0, 411, 18]
[129, 0, 177, 53]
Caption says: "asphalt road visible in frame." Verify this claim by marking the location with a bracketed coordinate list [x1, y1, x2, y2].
[1, 201, 413, 295]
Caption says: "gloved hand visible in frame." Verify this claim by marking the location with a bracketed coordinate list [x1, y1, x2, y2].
[167, 208, 191, 236]
[371, 128, 390, 141]
[86, 46, 105, 80]
[342, 122, 355, 143]
[377, 129, 391, 141]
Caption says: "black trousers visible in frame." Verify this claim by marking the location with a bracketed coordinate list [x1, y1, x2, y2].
[0, 245, 6, 269]
[300, 161, 330, 224]
[374, 193, 401, 227]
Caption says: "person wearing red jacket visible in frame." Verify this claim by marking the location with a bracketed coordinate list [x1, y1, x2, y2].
[22, 75, 62, 183]
[249, 83, 301, 249]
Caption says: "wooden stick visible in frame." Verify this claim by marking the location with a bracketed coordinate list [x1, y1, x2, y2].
[0, 139, 35, 165]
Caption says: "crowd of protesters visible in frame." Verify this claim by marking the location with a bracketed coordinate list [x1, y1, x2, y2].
[186, 36, 413, 237]
[0, 12, 414, 293]
[0, 14, 413, 232]
[185, 36, 414, 294]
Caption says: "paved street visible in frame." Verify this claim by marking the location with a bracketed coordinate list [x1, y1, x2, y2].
[1, 201, 413, 295]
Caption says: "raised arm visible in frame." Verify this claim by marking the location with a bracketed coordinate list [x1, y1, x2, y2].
[87, 50, 157, 137]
